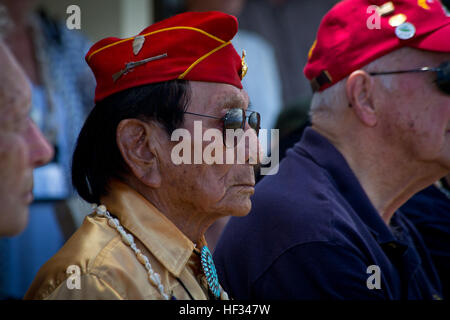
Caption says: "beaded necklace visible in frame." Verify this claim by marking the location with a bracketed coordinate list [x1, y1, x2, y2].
[91, 203, 228, 300]
[92, 204, 170, 299]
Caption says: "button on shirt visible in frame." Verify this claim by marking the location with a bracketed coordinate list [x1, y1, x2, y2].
[214, 128, 442, 300]
[25, 180, 213, 300]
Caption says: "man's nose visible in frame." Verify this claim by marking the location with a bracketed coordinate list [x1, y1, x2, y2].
[27, 119, 54, 168]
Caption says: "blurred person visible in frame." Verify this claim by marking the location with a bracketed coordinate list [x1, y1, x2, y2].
[215, 0, 450, 299]
[401, 173, 450, 298]
[187, 0, 282, 251]
[237, 0, 337, 106]
[0, 41, 53, 237]
[272, 102, 310, 162]
[254, 103, 311, 185]
[25, 11, 259, 300]
[0, 0, 94, 299]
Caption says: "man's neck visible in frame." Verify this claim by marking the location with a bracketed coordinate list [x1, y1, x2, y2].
[313, 126, 445, 225]
[152, 197, 215, 246]
[127, 177, 214, 245]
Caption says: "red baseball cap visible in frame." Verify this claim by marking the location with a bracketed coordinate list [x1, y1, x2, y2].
[304, 0, 450, 92]
[86, 11, 247, 102]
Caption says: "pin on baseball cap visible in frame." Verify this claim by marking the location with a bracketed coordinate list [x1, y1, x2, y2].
[304, 0, 450, 93]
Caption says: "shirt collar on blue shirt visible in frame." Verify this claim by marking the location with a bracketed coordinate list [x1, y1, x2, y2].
[293, 127, 407, 252]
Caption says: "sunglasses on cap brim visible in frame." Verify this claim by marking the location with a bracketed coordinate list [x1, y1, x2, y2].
[369, 61, 450, 95]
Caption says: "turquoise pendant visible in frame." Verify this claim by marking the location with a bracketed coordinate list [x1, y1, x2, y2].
[200, 246, 221, 299]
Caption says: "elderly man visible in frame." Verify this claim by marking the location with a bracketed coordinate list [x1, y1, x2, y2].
[215, 0, 450, 299]
[0, 41, 53, 237]
[25, 11, 259, 300]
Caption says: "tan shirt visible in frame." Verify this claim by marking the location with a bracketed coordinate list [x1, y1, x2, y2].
[25, 180, 220, 300]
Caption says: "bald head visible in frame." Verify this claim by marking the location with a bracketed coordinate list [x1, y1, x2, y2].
[0, 41, 53, 236]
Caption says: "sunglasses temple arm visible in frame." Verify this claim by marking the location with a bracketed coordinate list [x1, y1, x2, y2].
[369, 67, 439, 76]
[183, 111, 221, 120]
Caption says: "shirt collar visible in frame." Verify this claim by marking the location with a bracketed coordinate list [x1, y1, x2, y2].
[100, 179, 197, 277]
[293, 127, 400, 246]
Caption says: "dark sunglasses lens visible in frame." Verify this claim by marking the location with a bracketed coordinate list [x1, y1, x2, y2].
[436, 61, 450, 94]
[248, 112, 261, 133]
[224, 108, 245, 130]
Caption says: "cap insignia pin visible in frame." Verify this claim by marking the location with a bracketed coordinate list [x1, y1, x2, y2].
[389, 13, 407, 27]
[395, 22, 416, 40]
[377, 2, 395, 16]
[240, 49, 248, 80]
[112, 53, 168, 82]
[418, 0, 431, 10]
[133, 35, 146, 55]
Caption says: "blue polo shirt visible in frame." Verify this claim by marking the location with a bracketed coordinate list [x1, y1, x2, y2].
[400, 184, 450, 298]
[214, 128, 443, 299]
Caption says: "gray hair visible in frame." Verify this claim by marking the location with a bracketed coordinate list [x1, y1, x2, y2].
[308, 54, 400, 124]
[309, 77, 348, 123]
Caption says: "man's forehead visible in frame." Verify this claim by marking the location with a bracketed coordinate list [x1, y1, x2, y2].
[407, 50, 450, 67]
[390, 48, 450, 68]
[428, 51, 450, 64]
[0, 78, 31, 113]
[190, 81, 249, 113]
[0, 43, 32, 121]
[213, 90, 248, 109]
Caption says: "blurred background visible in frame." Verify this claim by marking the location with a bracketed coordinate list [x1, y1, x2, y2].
[1, 0, 448, 300]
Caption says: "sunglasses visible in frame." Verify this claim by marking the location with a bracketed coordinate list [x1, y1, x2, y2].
[184, 108, 261, 145]
[369, 61, 450, 95]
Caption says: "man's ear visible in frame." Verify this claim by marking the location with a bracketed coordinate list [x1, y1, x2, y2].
[116, 119, 161, 188]
[346, 70, 377, 127]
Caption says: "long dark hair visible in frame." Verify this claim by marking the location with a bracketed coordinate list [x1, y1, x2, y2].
[72, 80, 191, 204]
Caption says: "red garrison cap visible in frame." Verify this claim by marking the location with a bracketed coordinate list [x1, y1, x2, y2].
[304, 0, 450, 92]
[86, 11, 246, 102]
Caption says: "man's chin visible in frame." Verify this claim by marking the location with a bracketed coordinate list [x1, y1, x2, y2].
[1, 206, 29, 237]
[229, 198, 252, 217]
[214, 188, 254, 217]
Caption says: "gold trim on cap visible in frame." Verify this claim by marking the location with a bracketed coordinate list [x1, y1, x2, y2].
[178, 41, 231, 79]
[308, 40, 317, 60]
[87, 26, 227, 62]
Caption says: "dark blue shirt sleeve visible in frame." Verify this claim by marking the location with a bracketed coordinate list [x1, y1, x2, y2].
[251, 242, 388, 299]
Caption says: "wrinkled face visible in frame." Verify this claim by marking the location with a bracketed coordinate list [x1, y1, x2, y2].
[375, 49, 450, 172]
[0, 43, 53, 236]
[159, 81, 256, 218]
